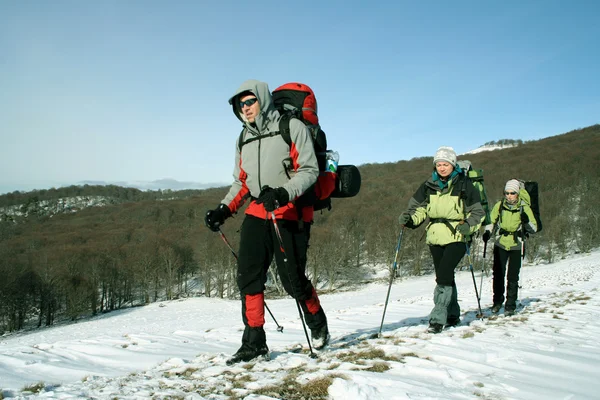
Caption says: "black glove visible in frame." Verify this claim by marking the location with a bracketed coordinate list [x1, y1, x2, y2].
[398, 213, 411, 227]
[204, 204, 231, 232]
[457, 222, 471, 236]
[256, 186, 289, 212]
[482, 230, 491, 243]
[521, 212, 529, 225]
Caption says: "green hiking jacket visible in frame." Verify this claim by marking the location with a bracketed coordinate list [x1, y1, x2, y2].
[405, 173, 486, 246]
[485, 188, 538, 251]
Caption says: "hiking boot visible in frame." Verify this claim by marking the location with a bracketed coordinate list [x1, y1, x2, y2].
[446, 317, 460, 327]
[491, 304, 502, 314]
[427, 323, 444, 334]
[226, 343, 269, 366]
[504, 309, 515, 317]
[311, 325, 330, 350]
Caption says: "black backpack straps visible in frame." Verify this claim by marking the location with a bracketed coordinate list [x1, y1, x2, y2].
[238, 113, 307, 153]
[458, 173, 468, 221]
[237, 127, 283, 152]
[279, 113, 292, 147]
[237, 113, 298, 153]
[237, 128, 245, 152]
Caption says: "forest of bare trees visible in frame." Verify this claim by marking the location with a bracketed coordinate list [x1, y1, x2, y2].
[0, 125, 598, 334]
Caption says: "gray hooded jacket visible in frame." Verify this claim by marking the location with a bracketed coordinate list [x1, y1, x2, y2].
[220, 80, 318, 218]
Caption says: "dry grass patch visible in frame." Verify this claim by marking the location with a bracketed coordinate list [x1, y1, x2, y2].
[252, 371, 345, 400]
[336, 347, 402, 363]
[575, 295, 591, 301]
[472, 391, 497, 398]
[22, 382, 45, 394]
[462, 332, 475, 339]
[233, 374, 254, 387]
[402, 352, 423, 359]
[364, 362, 391, 372]
[164, 367, 200, 378]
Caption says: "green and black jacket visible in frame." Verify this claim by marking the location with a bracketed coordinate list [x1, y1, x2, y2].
[485, 188, 538, 251]
[405, 173, 485, 246]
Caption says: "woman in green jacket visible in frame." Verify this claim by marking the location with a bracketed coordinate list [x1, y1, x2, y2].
[482, 179, 537, 315]
[399, 146, 485, 333]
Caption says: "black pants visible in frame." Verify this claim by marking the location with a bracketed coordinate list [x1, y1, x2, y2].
[429, 242, 465, 320]
[429, 242, 466, 286]
[237, 215, 326, 334]
[492, 246, 521, 310]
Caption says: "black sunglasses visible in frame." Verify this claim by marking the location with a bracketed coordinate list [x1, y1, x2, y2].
[504, 191, 517, 195]
[239, 97, 258, 108]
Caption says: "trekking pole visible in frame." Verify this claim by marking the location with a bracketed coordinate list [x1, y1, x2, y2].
[217, 228, 284, 332]
[466, 242, 484, 319]
[377, 227, 405, 338]
[478, 240, 488, 301]
[519, 224, 526, 289]
[270, 212, 317, 359]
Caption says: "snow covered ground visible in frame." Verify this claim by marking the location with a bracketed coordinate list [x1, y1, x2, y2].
[1, 250, 599, 399]
[462, 143, 518, 155]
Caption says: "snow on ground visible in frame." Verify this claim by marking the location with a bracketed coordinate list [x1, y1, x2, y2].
[1, 250, 599, 399]
[462, 143, 517, 155]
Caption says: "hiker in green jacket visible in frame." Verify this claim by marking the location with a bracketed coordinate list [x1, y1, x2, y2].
[482, 179, 537, 315]
[399, 146, 485, 333]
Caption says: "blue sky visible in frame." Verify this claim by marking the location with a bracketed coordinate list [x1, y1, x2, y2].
[1, 0, 598, 194]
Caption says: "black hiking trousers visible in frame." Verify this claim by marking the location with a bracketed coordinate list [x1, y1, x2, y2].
[429, 242, 466, 286]
[492, 246, 521, 310]
[237, 215, 326, 333]
[429, 242, 465, 321]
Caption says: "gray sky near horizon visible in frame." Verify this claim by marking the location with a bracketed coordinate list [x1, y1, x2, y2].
[1, 0, 599, 194]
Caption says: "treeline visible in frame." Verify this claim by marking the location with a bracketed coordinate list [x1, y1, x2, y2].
[0, 184, 215, 208]
[1, 125, 599, 334]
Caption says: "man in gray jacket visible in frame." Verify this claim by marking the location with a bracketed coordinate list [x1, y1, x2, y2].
[205, 79, 330, 364]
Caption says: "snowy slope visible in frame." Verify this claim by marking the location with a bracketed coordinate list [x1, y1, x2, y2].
[1, 251, 599, 399]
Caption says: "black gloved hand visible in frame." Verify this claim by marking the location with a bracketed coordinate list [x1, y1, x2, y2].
[256, 186, 289, 212]
[398, 213, 411, 227]
[482, 230, 491, 243]
[204, 204, 231, 232]
[457, 222, 471, 236]
[521, 212, 529, 225]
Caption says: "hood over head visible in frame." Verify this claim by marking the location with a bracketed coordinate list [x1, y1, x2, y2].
[228, 79, 274, 125]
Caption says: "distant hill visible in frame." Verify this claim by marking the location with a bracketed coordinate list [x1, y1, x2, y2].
[0, 181, 229, 220]
[0, 138, 525, 218]
[463, 142, 519, 155]
[77, 178, 228, 191]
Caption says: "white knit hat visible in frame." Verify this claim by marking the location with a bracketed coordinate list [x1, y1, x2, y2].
[433, 146, 457, 167]
[504, 179, 521, 193]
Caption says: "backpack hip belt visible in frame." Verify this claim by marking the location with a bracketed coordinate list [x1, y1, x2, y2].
[429, 218, 463, 236]
[498, 228, 522, 241]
